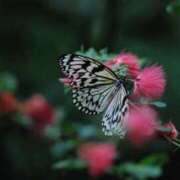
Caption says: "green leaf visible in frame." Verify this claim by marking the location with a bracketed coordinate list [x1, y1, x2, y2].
[114, 153, 167, 179]
[76, 47, 116, 62]
[151, 101, 167, 108]
[117, 163, 162, 180]
[75, 124, 97, 139]
[114, 64, 128, 77]
[50, 141, 76, 158]
[0, 72, 18, 92]
[99, 48, 108, 55]
[14, 113, 33, 128]
[76, 47, 98, 59]
[44, 125, 61, 140]
[140, 153, 168, 167]
[52, 159, 85, 170]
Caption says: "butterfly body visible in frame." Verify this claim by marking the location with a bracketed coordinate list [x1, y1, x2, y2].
[115, 79, 124, 89]
[59, 53, 130, 137]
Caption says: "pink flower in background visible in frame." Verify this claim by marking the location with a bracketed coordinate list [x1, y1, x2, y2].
[23, 94, 54, 130]
[105, 52, 140, 78]
[126, 105, 158, 146]
[78, 143, 116, 176]
[132, 65, 166, 99]
[0, 92, 18, 113]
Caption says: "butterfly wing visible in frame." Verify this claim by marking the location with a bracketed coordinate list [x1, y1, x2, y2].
[59, 54, 118, 88]
[102, 84, 129, 137]
[59, 54, 119, 114]
[72, 84, 117, 115]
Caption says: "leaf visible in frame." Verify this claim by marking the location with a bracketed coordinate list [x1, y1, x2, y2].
[52, 159, 85, 170]
[0, 72, 18, 92]
[117, 163, 162, 180]
[76, 47, 116, 62]
[99, 48, 108, 55]
[14, 113, 33, 128]
[140, 153, 168, 167]
[44, 125, 61, 140]
[50, 141, 76, 158]
[76, 47, 98, 59]
[75, 124, 97, 139]
[114, 153, 167, 179]
[115, 64, 128, 77]
[151, 101, 167, 108]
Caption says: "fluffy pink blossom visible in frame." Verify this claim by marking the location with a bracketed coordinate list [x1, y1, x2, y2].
[22, 94, 54, 130]
[125, 105, 158, 146]
[78, 143, 116, 176]
[105, 52, 140, 78]
[132, 65, 166, 99]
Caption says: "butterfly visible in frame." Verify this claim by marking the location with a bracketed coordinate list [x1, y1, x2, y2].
[59, 54, 130, 138]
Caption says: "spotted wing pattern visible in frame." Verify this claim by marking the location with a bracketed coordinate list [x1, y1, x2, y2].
[72, 84, 117, 115]
[102, 84, 129, 137]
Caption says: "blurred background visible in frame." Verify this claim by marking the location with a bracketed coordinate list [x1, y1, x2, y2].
[0, 0, 180, 179]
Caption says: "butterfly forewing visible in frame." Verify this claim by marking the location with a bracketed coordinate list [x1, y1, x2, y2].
[59, 54, 119, 115]
[59, 54, 118, 88]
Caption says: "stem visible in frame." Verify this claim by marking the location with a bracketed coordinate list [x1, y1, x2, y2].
[165, 136, 180, 148]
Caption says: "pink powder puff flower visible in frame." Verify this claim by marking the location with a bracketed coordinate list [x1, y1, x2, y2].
[125, 105, 158, 146]
[22, 94, 54, 130]
[132, 65, 166, 99]
[105, 52, 140, 78]
[157, 121, 178, 139]
[78, 143, 116, 176]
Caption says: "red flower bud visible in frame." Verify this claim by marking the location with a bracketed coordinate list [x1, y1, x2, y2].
[0, 92, 18, 113]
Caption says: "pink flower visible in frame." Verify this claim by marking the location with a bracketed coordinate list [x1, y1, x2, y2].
[22, 94, 54, 130]
[125, 105, 158, 146]
[157, 121, 178, 139]
[0, 92, 18, 113]
[132, 65, 166, 99]
[105, 52, 140, 78]
[78, 143, 116, 176]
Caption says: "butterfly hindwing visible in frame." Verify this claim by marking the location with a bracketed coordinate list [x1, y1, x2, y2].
[102, 84, 128, 137]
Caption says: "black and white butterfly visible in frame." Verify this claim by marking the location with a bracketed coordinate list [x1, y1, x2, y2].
[59, 54, 130, 138]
